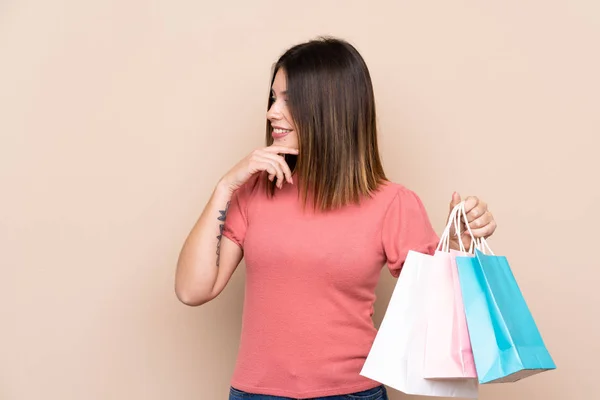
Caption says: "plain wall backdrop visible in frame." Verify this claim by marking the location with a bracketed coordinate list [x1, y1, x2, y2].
[1, 1, 599, 399]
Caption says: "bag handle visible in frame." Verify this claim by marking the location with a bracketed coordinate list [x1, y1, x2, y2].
[477, 236, 494, 255]
[456, 202, 495, 255]
[436, 203, 467, 253]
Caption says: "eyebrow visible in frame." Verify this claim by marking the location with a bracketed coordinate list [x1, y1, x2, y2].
[271, 89, 288, 96]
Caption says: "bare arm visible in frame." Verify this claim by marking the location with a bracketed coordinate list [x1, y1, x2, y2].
[174, 145, 298, 306]
[175, 181, 243, 306]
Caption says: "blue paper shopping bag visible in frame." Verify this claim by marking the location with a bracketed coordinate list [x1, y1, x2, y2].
[455, 238, 556, 384]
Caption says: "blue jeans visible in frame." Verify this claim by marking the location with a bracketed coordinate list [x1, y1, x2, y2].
[229, 385, 388, 400]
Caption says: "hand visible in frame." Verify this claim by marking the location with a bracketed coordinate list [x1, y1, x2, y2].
[448, 192, 497, 250]
[221, 145, 299, 192]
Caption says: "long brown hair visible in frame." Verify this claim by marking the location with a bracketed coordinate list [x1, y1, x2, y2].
[266, 37, 387, 211]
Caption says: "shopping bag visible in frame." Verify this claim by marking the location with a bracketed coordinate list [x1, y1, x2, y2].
[454, 204, 557, 384]
[360, 205, 478, 398]
[423, 203, 477, 379]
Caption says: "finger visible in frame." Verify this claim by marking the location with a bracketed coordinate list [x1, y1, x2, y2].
[267, 161, 284, 188]
[264, 145, 299, 155]
[465, 199, 487, 223]
[466, 205, 487, 224]
[251, 158, 279, 182]
[462, 196, 479, 214]
[259, 163, 278, 183]
[256, 157, 284, 188]
[469, 210, 493, 230]
[468, 211, 496, 237]
[251, 153, 285, 187]
[256, 152, 293, 183]
[470, 220, 497, 238]
[254, 149, 294, 181]
[448, 192, 463, 238]
[449, 191, 462, 209]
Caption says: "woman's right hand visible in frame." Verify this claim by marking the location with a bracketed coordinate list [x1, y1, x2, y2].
[221, 145, 299, 192]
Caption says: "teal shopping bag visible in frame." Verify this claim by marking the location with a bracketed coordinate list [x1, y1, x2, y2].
[455, 237, 556, 384]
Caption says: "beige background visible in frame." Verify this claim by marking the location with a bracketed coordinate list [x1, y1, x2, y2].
[1, 1, 598, 399]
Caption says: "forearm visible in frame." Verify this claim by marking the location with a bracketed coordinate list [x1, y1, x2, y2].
[175, 181, 233, 305]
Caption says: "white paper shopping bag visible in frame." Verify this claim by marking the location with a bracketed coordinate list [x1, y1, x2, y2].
[360, 249, 478, 398]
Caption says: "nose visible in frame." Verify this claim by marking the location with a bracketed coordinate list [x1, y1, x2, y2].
[266, 101, 282, 121]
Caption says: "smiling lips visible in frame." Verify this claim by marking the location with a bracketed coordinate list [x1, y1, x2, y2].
[272, 127, 292, 139]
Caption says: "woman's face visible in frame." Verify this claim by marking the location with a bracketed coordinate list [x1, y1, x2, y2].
[267, 69, 298, 149]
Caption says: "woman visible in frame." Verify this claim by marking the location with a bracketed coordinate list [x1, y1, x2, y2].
[175, 37, 497, 400]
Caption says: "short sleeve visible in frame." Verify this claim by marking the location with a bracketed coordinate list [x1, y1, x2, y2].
[222, 183, 250, 249]
[381, 187, 440, 277]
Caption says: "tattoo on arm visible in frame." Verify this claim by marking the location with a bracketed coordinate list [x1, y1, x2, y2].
[216, 201, 230, 267]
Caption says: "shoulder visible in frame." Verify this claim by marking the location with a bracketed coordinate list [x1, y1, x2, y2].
[375, 180, 422, 204]
[372, 180, 431, 219]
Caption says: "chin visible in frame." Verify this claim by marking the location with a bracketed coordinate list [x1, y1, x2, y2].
[273, 139, 297, 148]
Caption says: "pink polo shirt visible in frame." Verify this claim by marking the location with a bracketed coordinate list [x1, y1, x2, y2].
[222, 174, 439, 398]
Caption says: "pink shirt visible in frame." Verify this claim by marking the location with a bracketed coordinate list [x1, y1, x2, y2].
[223, 174, 439, 398]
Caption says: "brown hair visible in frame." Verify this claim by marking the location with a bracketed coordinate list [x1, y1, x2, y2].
[266, 37, 387, 211]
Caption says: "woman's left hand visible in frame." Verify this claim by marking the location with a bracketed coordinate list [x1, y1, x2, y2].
[448, 192, 497, 250]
